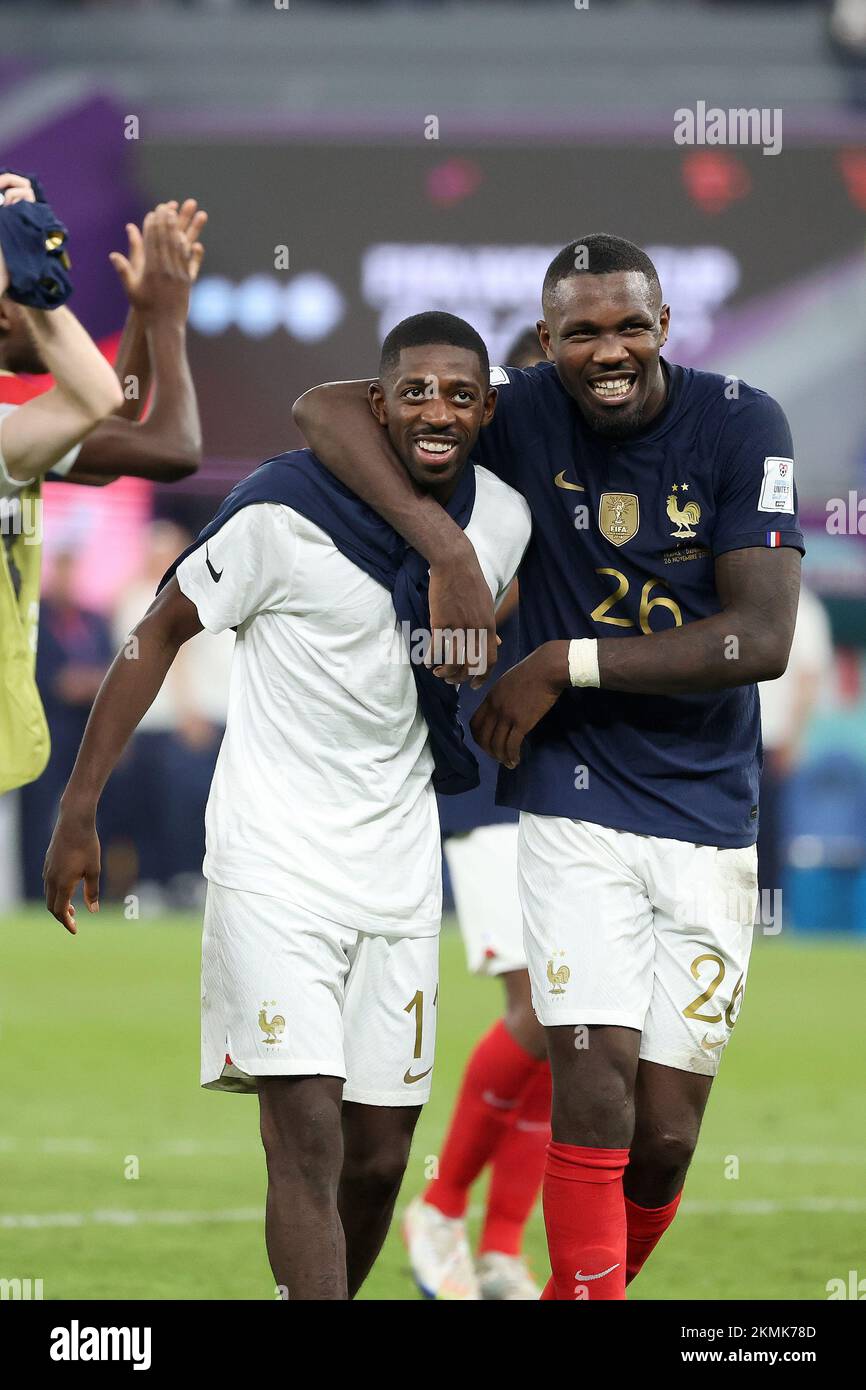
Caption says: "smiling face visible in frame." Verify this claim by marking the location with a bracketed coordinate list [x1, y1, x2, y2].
[369, 343, 497, 501]
[538, 270, 670, 439]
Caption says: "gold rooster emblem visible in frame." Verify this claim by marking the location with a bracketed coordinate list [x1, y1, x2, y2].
[547, 959, 571, 995]
[259, 1003, 286, 1045]
[666, 492, 701, 539]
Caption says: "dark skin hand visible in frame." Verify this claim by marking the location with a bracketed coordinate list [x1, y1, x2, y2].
[108, 198, 206, 423]
[43, 578, 203, 932]
[470, 547, 801, 769]
[65, 201, 205, 486]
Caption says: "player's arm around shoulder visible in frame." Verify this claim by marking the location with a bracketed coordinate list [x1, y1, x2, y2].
[294, 380, 500, 682]
[43, 578, 203, 935]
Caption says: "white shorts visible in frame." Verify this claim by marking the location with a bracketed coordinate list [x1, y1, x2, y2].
[444, 823, 526, 976]
[518, 814, 758, 1077]
[201, 882, 439, 1106]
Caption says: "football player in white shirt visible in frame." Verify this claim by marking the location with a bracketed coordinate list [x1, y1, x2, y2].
[44, 312, 531, 1301]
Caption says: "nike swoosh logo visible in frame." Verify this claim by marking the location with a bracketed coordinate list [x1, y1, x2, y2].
[403, 1066, 433, 1085]
[574, 1263, 620, 1282]
[205, 544, 223, 583]
[701, 1034, 726, 1051]
[554, 471, 585, 492]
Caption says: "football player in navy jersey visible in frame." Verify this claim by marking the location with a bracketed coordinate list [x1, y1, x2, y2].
[403, 329, 551, 1302]
[293, 236, 803, 1300]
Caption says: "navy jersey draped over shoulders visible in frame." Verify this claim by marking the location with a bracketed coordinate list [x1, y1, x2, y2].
[470, 359, 805, 848]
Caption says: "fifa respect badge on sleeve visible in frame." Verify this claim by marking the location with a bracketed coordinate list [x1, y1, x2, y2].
[757, 456, 795, 513]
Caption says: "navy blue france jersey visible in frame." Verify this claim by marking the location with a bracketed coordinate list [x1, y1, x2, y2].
[471, 359, 805, 848]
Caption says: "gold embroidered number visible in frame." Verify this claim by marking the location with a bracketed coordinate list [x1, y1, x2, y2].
[725, 973, 744, 1028]
[639, 578, 683, 634]
[404, 991, 424, 1059]
[590, 570, 683, 633]
[590, 568, 634, 627]
[683, 953, 726, 1024]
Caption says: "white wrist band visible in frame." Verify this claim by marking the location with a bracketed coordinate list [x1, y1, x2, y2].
[568, 638, 600, 689]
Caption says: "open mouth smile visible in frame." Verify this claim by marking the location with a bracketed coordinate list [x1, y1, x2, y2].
[588, 374, 637, 405]
[413, 435, 460, 466]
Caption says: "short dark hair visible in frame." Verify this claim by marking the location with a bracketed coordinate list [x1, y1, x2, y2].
[542, 234, 661, 309]
[379, 311, 490, 382]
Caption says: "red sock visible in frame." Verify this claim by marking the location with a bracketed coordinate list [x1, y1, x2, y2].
[480, 1061, 551, 1256]
[542, 1142, 629, 1300]
[625, 1190, 682, 1284]
[425, 1020, 539, 1220]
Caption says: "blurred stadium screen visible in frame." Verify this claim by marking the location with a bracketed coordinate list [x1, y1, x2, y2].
[137, 139, 866, 495]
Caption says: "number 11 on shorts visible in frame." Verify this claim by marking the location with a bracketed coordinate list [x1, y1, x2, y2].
[403, 986, 438, 1085]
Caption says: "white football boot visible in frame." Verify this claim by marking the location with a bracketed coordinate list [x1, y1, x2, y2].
[476, 1251, 541, 1300]
[402, 1196, 481, 1299]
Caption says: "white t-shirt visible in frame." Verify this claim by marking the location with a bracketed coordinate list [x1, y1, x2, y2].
[175, 464, 531, 936]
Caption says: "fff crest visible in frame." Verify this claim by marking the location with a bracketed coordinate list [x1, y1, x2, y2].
[599, 492, 639, 547]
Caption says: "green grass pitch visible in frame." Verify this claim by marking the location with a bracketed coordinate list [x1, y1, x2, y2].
[1, 907, 863, 1301]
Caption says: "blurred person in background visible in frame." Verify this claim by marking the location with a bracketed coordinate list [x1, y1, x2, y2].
[106, 520, 233, 908]
[1, 172, 208, 898]
[19, 550, 114, 898]
[757, 585, 834, 902]
[0, 190, 207, 489]
[0, 172, 123, 798]
[1, 174, 207, 792]
[405, 327, 550, 1301]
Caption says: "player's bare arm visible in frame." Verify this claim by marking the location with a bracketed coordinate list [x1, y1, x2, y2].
[107, 197, 206, 425]
[0, 305, 124, 481]
[472, 547, 801, 768]
[293, 378, 498, 680]
[66, 202, 204, 485]
[42, 578, 203, 933]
